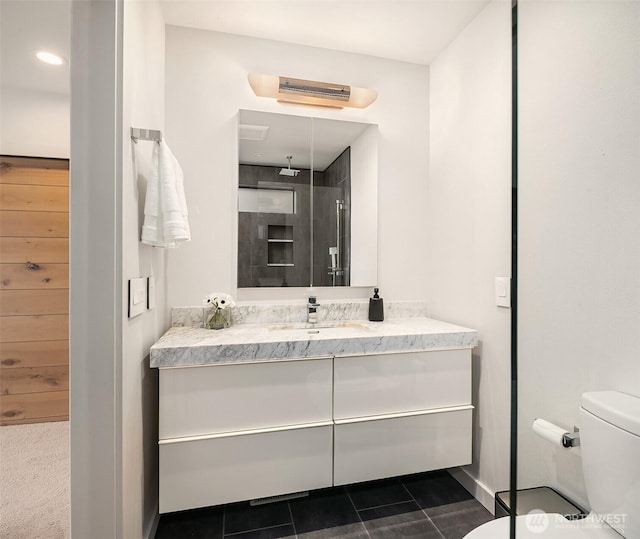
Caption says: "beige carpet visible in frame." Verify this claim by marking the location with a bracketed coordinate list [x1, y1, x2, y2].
[0, 421, 70, 539]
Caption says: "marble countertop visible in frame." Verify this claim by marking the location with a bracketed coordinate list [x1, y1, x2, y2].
[150, 317, 478, 368]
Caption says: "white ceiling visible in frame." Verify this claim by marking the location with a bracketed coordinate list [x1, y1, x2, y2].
[160, 0, 490, 66]
[0, 1, 71, 95]
[0, 1, 489, 96]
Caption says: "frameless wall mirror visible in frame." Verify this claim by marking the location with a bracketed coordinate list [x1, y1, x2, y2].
[237, 109, 378, 288]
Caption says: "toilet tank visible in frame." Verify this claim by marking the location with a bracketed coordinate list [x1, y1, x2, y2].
[580, 391, 640, 538]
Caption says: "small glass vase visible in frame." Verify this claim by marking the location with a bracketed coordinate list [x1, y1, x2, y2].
[205, 308, 229, 330]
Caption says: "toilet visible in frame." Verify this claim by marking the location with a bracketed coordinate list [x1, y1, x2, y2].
[465, 391, 640, 538]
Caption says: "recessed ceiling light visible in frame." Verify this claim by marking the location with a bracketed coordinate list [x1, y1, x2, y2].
[36, 51, 66, 66]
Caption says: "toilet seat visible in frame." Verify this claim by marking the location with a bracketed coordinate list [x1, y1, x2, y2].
[464, 515, 622, 539]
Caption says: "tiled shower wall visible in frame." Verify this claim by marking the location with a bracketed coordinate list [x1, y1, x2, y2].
[238, 151, 351, 288]
[238, 164, 311, 287]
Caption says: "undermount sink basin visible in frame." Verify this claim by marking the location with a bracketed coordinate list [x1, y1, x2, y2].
[268, 321, 372, 333]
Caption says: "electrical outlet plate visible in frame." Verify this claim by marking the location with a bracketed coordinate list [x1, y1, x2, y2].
[128, 278, 147, 318]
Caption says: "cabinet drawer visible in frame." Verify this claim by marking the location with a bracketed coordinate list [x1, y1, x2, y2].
[334, 407, 472, 485]
[159, 358, 332, 439]
[334, 350, 471, 420]
[159, 424, 333, 513]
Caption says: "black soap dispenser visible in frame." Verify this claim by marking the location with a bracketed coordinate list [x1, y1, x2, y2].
[368, 288, 384, 322]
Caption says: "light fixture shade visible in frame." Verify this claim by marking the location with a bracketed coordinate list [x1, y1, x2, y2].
[36, 50, 66, 66]
[248, 73, 377, 109]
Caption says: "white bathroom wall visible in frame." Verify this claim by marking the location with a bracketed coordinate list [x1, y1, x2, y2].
[70, 1, 121, 536]
[121, 1, 168, 537]
[518, 1, 640, 509]
[0, 87, 70, 158]
[70, 1, 168, 537]
[164, 27, 430, 306]
[427, 1, 512, 510]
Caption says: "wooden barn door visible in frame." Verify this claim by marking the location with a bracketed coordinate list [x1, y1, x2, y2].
[0, 156, 69, 425]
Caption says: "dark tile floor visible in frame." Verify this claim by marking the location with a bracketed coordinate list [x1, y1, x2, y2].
[155, 470, 493, 539]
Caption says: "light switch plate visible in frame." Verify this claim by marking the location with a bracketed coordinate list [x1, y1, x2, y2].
[128, 278, 147, 318]
[147, 277, 155, 310]
[495, 276, 511, 308]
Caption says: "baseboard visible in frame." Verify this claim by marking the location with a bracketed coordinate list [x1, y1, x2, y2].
[144, 503, 160, 539]
[448, 467, 496, 515]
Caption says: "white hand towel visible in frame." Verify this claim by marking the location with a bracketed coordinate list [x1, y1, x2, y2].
[142, 141, 191, 247]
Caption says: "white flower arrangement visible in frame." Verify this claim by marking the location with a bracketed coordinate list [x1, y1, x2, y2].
[202, 292, 235, 329]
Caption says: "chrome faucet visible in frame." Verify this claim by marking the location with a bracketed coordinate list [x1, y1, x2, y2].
[307, 296, 320, 324]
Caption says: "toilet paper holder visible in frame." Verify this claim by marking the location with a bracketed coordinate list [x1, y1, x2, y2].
[562, 427, 580, 448]
[533, 418, 581, 448]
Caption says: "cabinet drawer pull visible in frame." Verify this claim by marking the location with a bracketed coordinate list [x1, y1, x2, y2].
[333, 404, 474, 425]
[160, 420, 334, 445]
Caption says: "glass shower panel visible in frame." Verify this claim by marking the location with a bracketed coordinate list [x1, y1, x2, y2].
[312, 147, 351, 287]
[517, 1, 640, 537]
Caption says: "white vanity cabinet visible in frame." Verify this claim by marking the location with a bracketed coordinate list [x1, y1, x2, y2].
[158, 357, 334, 513]
[333, 349, 473, 485]
[155, 341, 475, 512]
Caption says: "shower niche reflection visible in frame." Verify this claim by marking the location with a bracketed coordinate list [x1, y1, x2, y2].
[237, 110, 378, 288]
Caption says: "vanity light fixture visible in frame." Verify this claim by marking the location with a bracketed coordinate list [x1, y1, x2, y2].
[35, 50, 66, 66]
[248, 74, 377, 109]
